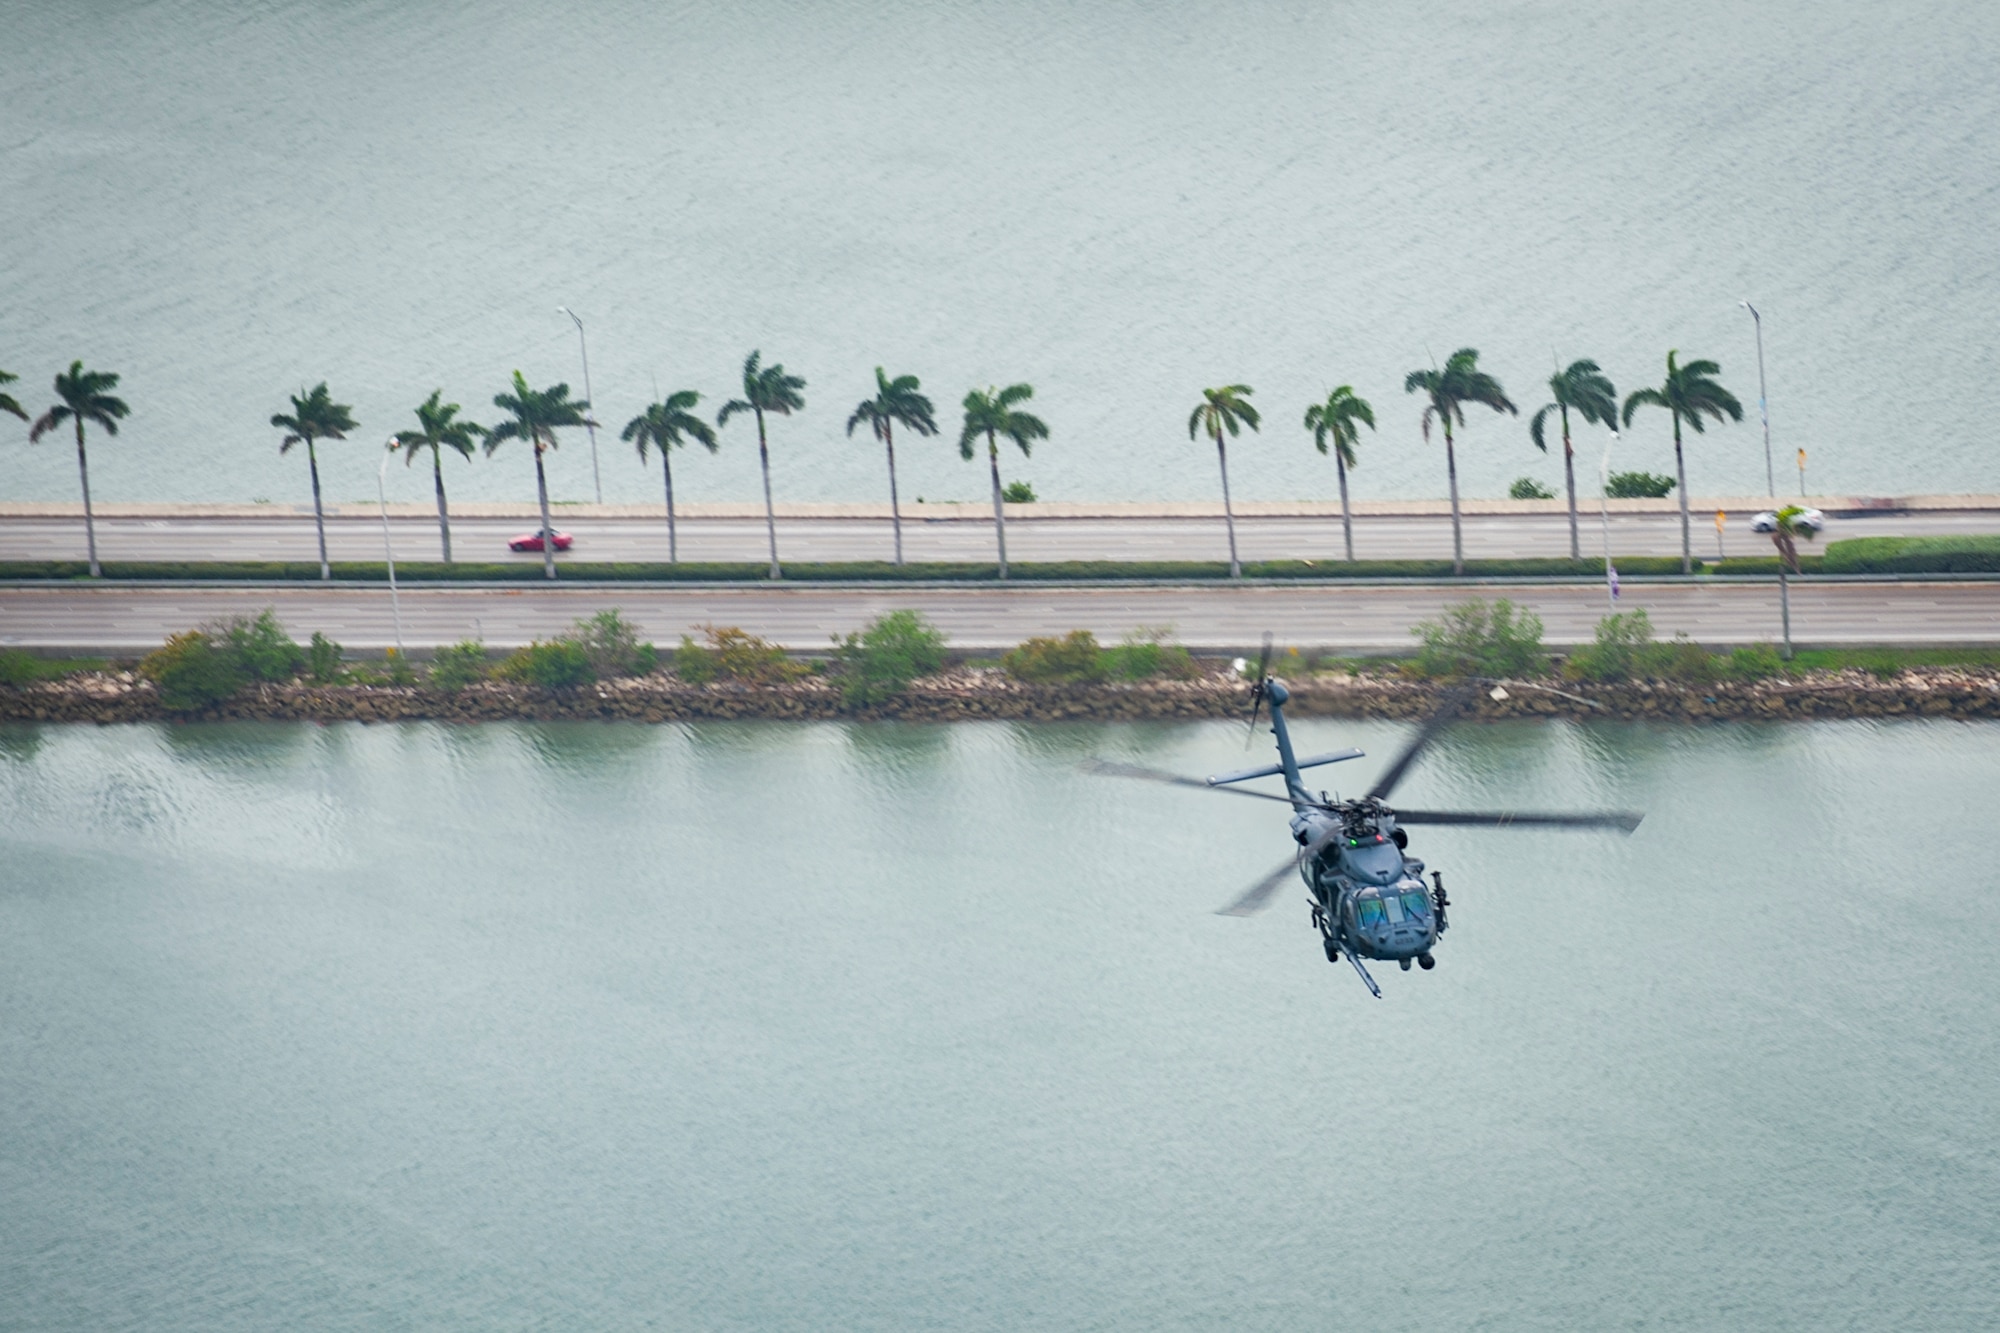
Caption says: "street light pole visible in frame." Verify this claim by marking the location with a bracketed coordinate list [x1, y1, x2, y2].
[1741, 300, 1773, 498]
[377, 442, 405, 660]
[558, 305, 603, 504]
[1599, 430, 1619, 611]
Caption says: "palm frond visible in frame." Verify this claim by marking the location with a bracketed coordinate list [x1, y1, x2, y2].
[1529, 403, 1554, 453]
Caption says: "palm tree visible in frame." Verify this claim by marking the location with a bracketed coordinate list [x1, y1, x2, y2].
[0, 369, 26, 423]
[622, 390, 716, 563]
[486, 371, 591, 580]
[29, 361, 129, 578]
[1188, 385, 1260, 577]
[1303, 385, 1375, 562]
[718, 351, 806, 579]
[270, 383, 356, 581]
[1528, 358, 1618, 560]
[1769, 503, 1819, 661]
[846, 368, 937, 565]
[1404, 348, 1517, 575]
[391, 390, 485, 563]
[1621, 350, 1743, 574]
[958, 384, 1048, 579]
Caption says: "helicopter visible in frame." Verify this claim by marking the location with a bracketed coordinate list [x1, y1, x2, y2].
[1089, 640, 1644, 997]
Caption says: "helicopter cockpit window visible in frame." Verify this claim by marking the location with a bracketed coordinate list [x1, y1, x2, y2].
[1400, 890, 1431, 921]
[1356, 896, 1387, 928]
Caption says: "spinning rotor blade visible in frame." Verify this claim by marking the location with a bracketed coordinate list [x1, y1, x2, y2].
[1216, 824, 1345, 917]
[1364, 685, 1476, 801]
[1243, 632, 1276, 748]
[1083, 758, 1304, 807]
[1394, 808, 1644, 833]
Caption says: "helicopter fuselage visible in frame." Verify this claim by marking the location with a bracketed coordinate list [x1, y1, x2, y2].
[1291, 810, 1444, 964]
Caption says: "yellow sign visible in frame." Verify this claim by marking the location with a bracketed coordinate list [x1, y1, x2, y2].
[1715, 509, 1726, 531]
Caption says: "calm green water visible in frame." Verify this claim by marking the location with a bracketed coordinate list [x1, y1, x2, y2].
[1, 718, 1995, 1328]
[4, 1, 1998, 508]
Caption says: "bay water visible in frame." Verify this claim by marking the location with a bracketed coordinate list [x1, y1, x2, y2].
[4, 1, 1999, 510]
[1, 717, 1995, 1328]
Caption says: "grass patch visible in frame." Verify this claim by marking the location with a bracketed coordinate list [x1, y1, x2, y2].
[1822, 536, 2000, 574]
[0, 556, 1701, 583]
[0, 651, 112, 684]
[1783, 645, 2000, 677]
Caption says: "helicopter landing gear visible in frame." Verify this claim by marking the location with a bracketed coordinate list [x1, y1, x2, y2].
[1417, 952, 1436, 971]
[1323, 935, 1340, 963]
[1399, 958, 1412, 971]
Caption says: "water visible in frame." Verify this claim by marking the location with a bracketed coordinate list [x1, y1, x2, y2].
[4, 1, 1998, 512]
[1, 717, 1995, 1328]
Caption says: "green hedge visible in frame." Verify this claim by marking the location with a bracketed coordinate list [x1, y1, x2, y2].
[0, 556, 1699, 583]
[1821, 536, 2000, 574]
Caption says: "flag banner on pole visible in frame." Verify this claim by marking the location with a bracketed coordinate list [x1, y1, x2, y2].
[1608, 562, 1621, 600]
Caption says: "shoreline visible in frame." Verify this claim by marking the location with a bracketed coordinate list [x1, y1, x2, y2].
[8, 667, 1998, 726]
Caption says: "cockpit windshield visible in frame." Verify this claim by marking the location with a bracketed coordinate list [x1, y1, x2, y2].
[1356, 896, 1386, 928]
[1400, 889, 1432, 921]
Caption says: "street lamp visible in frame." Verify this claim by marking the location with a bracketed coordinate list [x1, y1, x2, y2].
[377, 441, 405, 659]
[557, 305, 603, 504]
[1740, 300, 1774, 498]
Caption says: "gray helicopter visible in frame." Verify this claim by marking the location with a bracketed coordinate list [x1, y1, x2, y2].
[1091, 643, 1643, 997]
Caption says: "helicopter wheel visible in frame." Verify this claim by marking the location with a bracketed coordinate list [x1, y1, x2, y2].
[1417, 952, 1436, 971]
[1323, 936, 1340, 963]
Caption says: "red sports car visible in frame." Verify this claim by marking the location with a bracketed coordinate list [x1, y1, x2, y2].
[508, 529, 575, 552]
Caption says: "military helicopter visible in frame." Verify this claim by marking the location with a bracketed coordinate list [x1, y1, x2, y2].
[1090, 641, 1643, 997]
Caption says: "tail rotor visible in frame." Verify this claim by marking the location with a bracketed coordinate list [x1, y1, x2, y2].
[1243, 632, 1275, 747]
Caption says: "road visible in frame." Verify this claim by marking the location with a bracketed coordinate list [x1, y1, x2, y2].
[5, 579, 1998, 654]
[3, 506, 1996, 566]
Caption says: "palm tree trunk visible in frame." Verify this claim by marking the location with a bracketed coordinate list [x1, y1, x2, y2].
[885, 425, 903, 566]
[1672, 412, 1691, 574]
[1335, 448, 1354, 562]
[663, 452, 678, 564]
[755, 409, 780, 580]
[1216, 434, 1240, 578]
[74, 417, 100, 578]
[432, 450, 453, 563]
[1560, 405, 1579, 561]
[987, 431, 1008, 580]
[533, 442, 556, 580]
[1444, 421, 1464, 576]
[307, 438, 330, 580]
[1778, 565, 1793, 660]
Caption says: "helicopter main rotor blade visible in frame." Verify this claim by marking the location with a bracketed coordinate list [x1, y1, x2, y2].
[1363, 685, 1477, 801]
[1394, 808, 1645, 833]
[1216, 824, 1345, 917]
[1083, 758, 1306, 807]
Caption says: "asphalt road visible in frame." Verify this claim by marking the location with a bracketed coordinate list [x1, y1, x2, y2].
[5, 579, 1997, 654]
[4, 507, 1996, 566]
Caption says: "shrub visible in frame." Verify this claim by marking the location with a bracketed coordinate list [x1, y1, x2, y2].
[1102, 626, 1198, 681]
[496, 639, 595, 689]
[1004, 630, 1108, 683]
[1001, 480, 1037, 503]
[427, 640, 489, 693]
[673, 635, 717, 683]
[1725, 643, 1786, 680]
[307, 631, 344, 682]
[1605, 471, 1676, 499]
[1564, 610, 1655, 682]
[215, 609, 305, 682]
[672, 625, 803, 684]
[834, 610, 949, 706]
[1508, 477, 1555, 500]
[1409, 598, 1548, 679]
[571, 609, 657, 678]
[140, 631, 248, 712]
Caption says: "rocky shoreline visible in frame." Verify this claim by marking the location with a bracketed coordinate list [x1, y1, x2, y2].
[6, 666, 2000, 725]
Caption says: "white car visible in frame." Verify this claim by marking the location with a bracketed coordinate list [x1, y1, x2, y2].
[1749, 506, 1824, 535]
